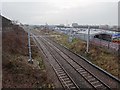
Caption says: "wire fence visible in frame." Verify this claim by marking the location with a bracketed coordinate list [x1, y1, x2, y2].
[90, 38, 119, 53]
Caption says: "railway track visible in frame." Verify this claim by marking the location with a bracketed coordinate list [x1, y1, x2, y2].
[32, 33, 120, 89]
[39, 36, 112, 90]
[32, 35, 79, 89]
[44, 36, 120, 84]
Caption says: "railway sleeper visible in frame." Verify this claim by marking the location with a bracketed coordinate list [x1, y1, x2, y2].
[82, 73, 90, 77]
[98, 86, 107, 90]
[58, 71, 65, 74]
[92, 81, 103, 86]
[91, 81, 99, 85]
[88, 78, 96, 82]
[57, 69, 63, 72]
[76, 68, 83, 71]
[80, 71, 87, 74]
[94, 84, 103, 88]
[86, 75, 93, 79]
[59, 73, 66, 76]
[65, 80, 72, 84]
[78, 69, 85, 72]
[67, 83, 74, 87]
[63, 77, 71, 81]
[55, 68, 61, 71]
[63, 77, 70, 81]
[60, 75, 68, 79]
[62, 81, 73, 87]
[58, 74, 65, 77]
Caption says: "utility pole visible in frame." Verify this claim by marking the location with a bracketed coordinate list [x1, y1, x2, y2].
[68, 28, 73, 43]
[86, 26, 90, 53]
[28, 28, 33, 64]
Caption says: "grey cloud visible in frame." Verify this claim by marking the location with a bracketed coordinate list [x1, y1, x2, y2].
[2, 2, 118, 25]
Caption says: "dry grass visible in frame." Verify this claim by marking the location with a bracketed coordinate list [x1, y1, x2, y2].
[2, 24, 52, 88]
[2, 53, 47, 88]
[88, 45, 119, 78]
[2, 25, 28, 55]
[50, 31, 119, 79]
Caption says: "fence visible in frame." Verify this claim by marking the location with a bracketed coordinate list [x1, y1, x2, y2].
[90, 38, 119, 53]
[54, 28, 119, 53]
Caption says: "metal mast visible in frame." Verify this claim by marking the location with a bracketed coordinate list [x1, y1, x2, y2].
[28, 28, 33, 64]
[86, 26, 90, 53]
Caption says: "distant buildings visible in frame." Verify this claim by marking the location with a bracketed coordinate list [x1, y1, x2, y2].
[99, 25, 110, 29]
[99, 25, 118, 31]
[72, 23, 78, 27]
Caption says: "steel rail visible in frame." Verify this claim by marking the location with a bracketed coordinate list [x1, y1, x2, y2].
[32, 35, 79, 89]
[41, 36, 112, 89]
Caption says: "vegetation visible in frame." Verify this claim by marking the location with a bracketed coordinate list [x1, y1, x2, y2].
[2, 17, 53, 88]
[49, 31, 119, 79]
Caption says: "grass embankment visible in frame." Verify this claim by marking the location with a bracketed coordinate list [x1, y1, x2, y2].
[49, 31, 119, 79]
[2, 19, 53, 88]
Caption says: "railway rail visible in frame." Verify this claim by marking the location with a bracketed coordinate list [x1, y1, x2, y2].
[45, 36, 120, 83]
[32, 35, 79, 89]
[39, 36, 112, 90]
[32, 33, 120, 89]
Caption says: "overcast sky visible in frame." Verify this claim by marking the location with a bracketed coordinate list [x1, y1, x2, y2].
[1, 0, 119, 25]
